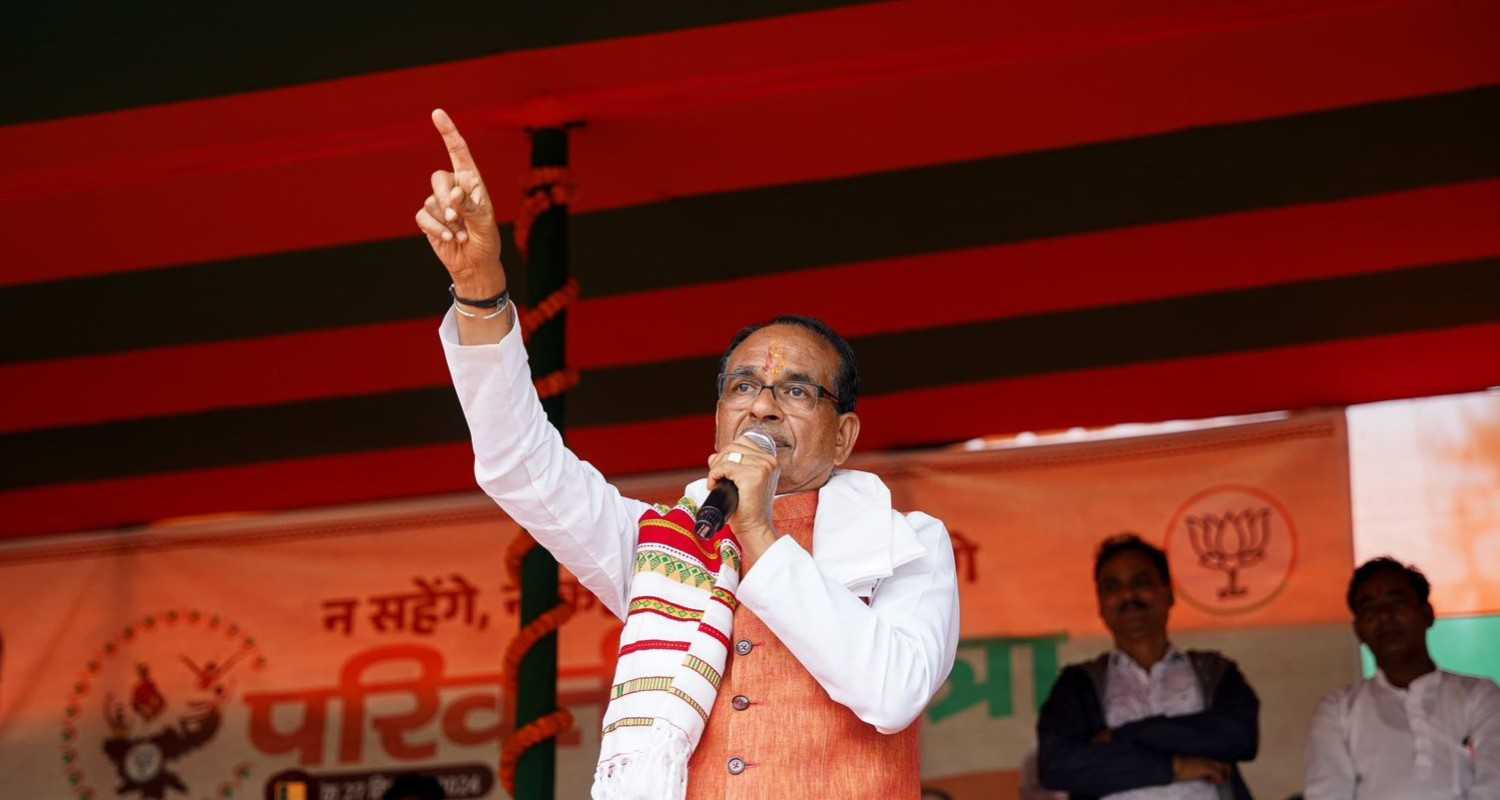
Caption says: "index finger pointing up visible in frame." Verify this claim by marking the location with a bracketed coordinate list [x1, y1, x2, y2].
[431, 108, 479, 173]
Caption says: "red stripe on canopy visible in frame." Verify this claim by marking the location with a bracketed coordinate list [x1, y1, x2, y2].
[6, 321, 1499, 537]
[572, 182, 1500, 369]
[1, 0, 1495, 286]
[5, 180, 1497, 433]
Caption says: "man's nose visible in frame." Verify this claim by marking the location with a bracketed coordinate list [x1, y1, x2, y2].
[749, 385, 783, 418]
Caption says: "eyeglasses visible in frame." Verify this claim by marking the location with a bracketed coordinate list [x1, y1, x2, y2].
[716, 373, 840, 414]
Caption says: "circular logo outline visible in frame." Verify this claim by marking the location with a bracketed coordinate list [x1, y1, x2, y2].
[1163, 484, 1300, 616]
[60, 608, 265, 800]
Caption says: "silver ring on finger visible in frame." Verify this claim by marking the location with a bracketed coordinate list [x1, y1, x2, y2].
[727, 452, 743, 464]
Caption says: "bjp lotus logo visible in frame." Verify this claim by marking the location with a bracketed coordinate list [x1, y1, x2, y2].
[1164, 487, 1297, 614]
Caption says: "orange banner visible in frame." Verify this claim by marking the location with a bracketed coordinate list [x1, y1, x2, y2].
[880, 410, 1354, 639]
[0, 410, 1354, 799]
[0, 506, 626, 799]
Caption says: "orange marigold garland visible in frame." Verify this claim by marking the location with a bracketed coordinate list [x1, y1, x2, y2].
[500, 272, 584, 795]
[519, 277, 580, 342]
[532, 368, 580, 400]
[525, 279, 580, 400]
[501, 531, 577, 794]
[526, 280, 580, 400]
[514, 167, 575, 261]
[501, 709, 572, 793]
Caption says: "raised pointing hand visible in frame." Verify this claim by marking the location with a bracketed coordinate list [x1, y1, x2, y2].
[415, 109, 504, 294]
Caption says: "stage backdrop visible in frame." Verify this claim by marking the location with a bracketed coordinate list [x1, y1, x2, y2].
[0, 411, 1354, 799]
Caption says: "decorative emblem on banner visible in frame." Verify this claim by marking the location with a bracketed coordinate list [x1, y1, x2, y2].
[1164, 486, 1298, 614]
[60, 609, 266, 800]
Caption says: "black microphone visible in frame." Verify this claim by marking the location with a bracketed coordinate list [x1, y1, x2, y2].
[694, 430, 778, 539]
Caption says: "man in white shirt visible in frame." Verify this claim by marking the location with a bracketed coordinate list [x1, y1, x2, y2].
[1304, 557, 1500, 799]
[413, 109, 959, 798]
[1038, 534, 1259, 800]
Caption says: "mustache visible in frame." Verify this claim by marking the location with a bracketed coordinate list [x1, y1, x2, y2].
[741, 423, 789, 447]
[1116, 599, 1149, 613]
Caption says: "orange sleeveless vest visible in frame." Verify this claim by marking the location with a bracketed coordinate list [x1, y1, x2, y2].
[685, 491, 921, 799]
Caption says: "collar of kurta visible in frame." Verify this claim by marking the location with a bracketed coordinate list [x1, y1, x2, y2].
[1109, 645, 1188, 678]
[1372, 667, 1444, 695]
[683, 468, 928, 596]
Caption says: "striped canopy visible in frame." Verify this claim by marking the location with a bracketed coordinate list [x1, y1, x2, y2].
[2, 1, 1498, 537]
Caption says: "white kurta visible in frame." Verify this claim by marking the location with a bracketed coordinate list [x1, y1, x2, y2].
[1304, 668, 1500, 799]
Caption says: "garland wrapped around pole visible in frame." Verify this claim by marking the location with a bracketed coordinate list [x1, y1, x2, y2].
[502, 126, 578, 799]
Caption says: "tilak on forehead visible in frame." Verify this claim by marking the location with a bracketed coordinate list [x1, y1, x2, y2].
[764, 344, 788, 379]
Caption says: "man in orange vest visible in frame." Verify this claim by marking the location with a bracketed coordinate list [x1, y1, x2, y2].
[415, 109, 960, 799]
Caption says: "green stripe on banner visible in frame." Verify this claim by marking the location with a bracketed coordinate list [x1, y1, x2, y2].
[1361, 615, 1500, 683]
